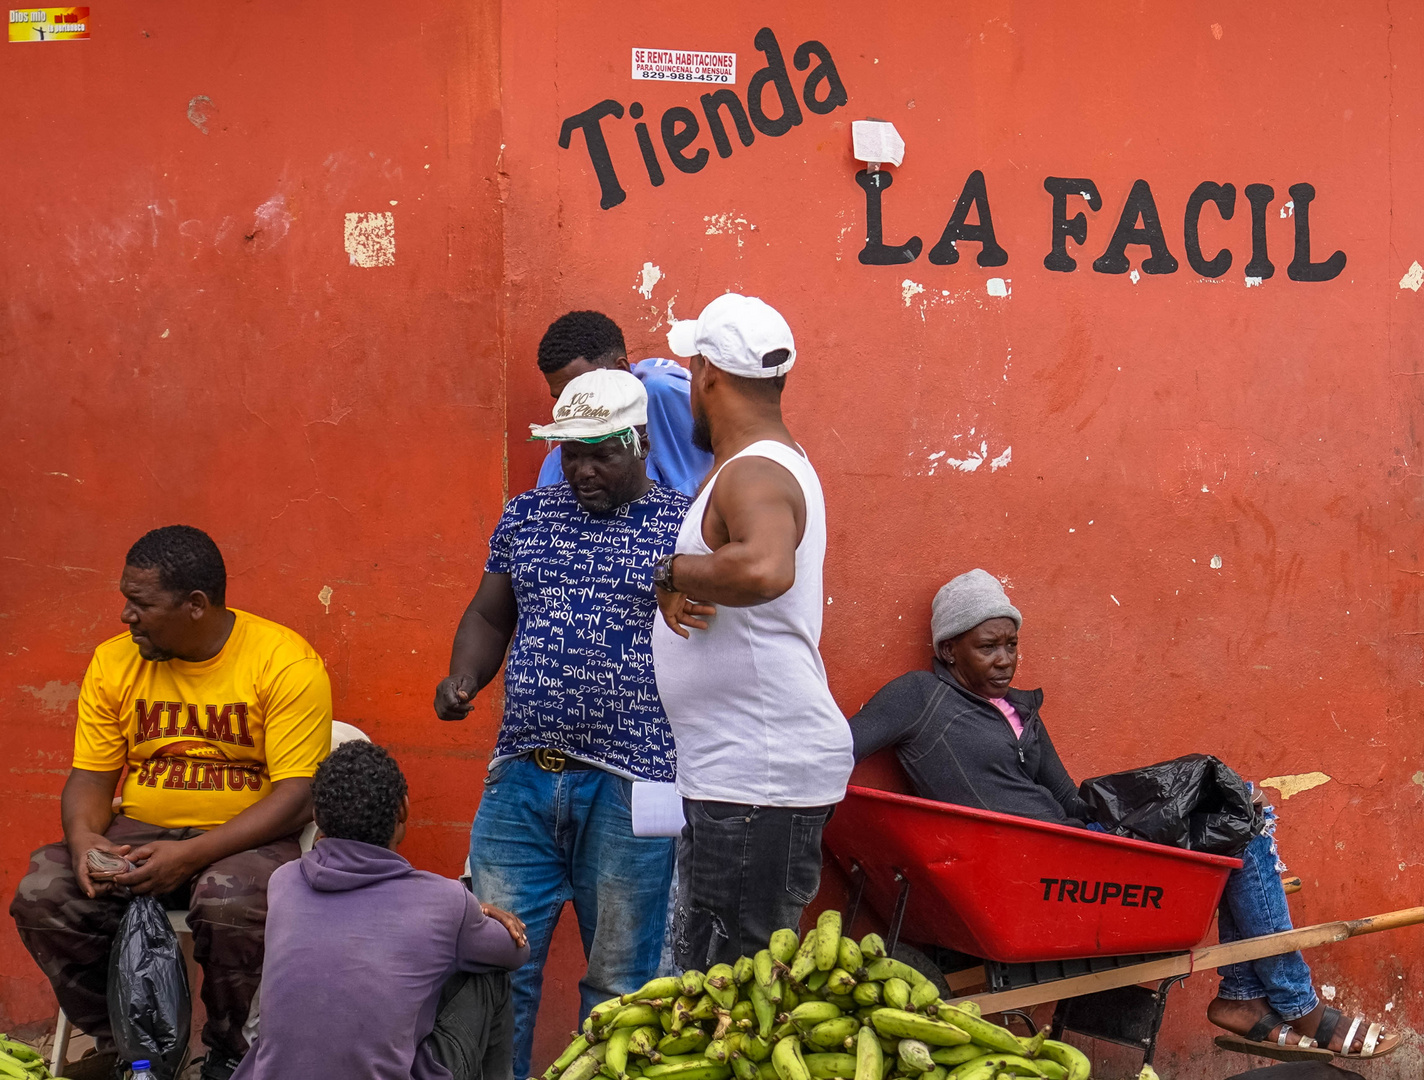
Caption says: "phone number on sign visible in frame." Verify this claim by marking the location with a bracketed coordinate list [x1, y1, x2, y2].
[636, 70, 732, 82]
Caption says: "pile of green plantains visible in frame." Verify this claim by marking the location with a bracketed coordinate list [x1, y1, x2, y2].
[541, 911, 1090, 1080]
[0, 1034, 52, 1079]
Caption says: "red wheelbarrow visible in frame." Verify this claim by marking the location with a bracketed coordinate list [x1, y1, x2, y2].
[825, 785, 1242, 963]
[824, 785, 1424, 1065]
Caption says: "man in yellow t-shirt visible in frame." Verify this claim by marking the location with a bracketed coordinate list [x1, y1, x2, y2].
[10, 526, 332, 1080]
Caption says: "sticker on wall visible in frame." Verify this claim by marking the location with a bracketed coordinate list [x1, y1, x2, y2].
[632, 48, 736, 84]
[9, 7, 88, 41]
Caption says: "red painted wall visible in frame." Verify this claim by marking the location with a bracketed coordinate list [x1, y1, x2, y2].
[501, 2, 1424, 1076]
[3, 2, 1422, 1077]
[0, 0, 507, 1034]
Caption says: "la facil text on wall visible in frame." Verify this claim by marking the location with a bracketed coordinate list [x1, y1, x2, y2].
[556, 26, 1345, 283]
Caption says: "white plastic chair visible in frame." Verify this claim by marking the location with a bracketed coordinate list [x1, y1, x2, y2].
[50, 721, 370, 1076]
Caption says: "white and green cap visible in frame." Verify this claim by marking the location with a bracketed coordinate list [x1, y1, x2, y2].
[529, 368, 648, 443]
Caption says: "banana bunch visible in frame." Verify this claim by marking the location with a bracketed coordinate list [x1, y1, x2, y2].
[539, 910, 1091, 1080]
[0, 1035, 51, 1080]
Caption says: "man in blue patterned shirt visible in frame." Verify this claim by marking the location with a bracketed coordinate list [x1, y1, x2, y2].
[434, 369, 689, 1079]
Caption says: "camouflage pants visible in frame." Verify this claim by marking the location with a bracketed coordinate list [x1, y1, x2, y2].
[8, 815, 300, 1058]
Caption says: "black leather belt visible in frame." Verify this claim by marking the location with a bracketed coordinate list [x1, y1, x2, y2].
[521, 748, 597, 773]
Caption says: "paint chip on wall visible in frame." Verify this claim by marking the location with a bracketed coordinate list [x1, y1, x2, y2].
[901, 279, 926, 306]
[318, 585, 333, 613]
[21, 681, 81, 715]
[636, 262, 663, 299]
[344, 212, 395, 267]
[704, 213, 753, 247]
[1210, 554, 1223, 569]
[1400, 261, 1424, 291]
[986, 277, 1011, 298]
[187, 95, 216, 134]
[1259, 772, 1332, 800]
[947, 440, 989, 472]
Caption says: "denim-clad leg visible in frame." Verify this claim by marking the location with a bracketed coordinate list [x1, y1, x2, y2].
[565, 771, 675, 1018]
[1215, 821, 1318, 1021]
[468, 760, 570, 1080]
[674, 801, 832, 970]
[469, 761, 675, 1079]
[1216, 895, 1269, 1001]
[657, 865, 680, 978]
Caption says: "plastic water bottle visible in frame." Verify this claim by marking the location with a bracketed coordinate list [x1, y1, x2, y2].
[131, 1060, 156, 1079]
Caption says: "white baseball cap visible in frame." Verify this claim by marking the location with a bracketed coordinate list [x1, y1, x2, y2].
[666, 293, 797, 378]
[529, 369, 648, 442]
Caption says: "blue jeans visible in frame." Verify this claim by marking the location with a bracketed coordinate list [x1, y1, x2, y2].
[1088, 806, 1316, 1020]
[467, 759, 675, 1080]
[1215, 810, 1318, 1020]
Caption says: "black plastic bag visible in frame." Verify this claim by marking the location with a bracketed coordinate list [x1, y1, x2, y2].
[1078, 753, 1259, 856]
[108, 894, 191, 1079]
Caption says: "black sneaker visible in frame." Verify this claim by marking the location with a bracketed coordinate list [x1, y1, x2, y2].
[197, 1052, 243, 1080]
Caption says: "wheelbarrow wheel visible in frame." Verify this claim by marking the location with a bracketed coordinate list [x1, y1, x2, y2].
[891, 940, 944, 984]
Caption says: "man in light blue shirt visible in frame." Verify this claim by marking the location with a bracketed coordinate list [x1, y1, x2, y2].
[534, 311, 712, 497]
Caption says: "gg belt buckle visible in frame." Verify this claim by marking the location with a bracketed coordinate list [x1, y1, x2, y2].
[533, 747, 566, 773]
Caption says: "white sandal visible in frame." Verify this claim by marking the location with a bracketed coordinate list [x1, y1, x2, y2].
[1315, 1008, 1397, 1058]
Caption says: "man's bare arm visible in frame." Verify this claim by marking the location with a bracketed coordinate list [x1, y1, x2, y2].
[62, 767, 125, 898]
[434, 571, 518, 720]
[665, 457, 806, 607]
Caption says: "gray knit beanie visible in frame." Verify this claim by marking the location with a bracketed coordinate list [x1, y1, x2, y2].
[931, 569, 1022, 646]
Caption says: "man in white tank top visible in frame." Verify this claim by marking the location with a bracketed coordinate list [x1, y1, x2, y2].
[650, 294, 853, 967]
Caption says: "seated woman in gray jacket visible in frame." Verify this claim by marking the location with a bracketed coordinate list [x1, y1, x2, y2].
[849, 569, 1397, 1065]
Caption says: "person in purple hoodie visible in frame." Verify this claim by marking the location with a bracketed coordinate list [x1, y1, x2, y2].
[233, 741, 530, 1080]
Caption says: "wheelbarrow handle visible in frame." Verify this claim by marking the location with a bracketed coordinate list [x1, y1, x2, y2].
[1344, 905, 1424, 936]
[955, 904, 1424, 1015]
